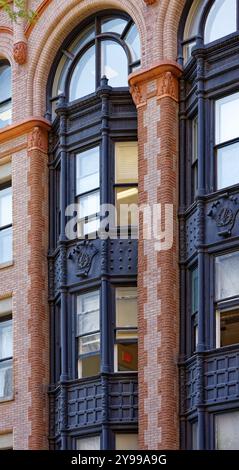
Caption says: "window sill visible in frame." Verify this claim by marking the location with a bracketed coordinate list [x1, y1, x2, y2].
[0, 396, 14, 405]
[0, 261, 14, 270]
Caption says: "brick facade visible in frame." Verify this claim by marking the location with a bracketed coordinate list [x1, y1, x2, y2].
[0, 0, 187, 449]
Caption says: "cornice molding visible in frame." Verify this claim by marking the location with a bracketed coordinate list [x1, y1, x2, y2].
[0, 26, 13, 36]
[0, 117, 51, 145]
[129, 61, 182, 108]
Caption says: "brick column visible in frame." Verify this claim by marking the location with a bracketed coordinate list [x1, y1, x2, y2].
[129, 62, 182, 450]
[27, 124, 50, 449]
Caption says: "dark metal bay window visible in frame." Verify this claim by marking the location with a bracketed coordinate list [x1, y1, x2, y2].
[0, 164, 12, 265]
[0, 61, 12, 129]
[115, 287, 138, 372]
[0, 298, 13, 401]
[179, 0, 239, 450]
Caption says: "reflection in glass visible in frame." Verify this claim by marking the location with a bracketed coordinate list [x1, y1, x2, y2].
[76, 147, 99, 195]
[215, 93, 239, 145]
[101, 17, 127, 35]
[0, 101, 12, 129]
[101, 40, 128, 87]
[125, 24, 141, 62]
[77, 436, 101, 451]
[70, 45, 96, 101]
[0, 65, 11, 103]
[217, 141, 239, 190]
[0, 227, 12, 265]
[215, 251, 239, 300]
[205, 0, 237, 44]
[215, 411, 239, 450]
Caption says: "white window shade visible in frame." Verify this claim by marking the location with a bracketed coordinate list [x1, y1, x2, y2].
[116, 287, 138, 328]
[0, 433, 13, 450]
[215, 252, 239, 300]
[77, 435, 100, 450]
[115, 142, 138, 184]
[0, 186, 12, 227]
[0, 297, 12, 316]
[115, 433, 138, 450]
[76, 147, 99, 195]
[216, 411, 239, 450]
[215, 93, 239, 145]
[77, 291, 100, 336]
[0, 320, 12, 359]
[0, 162, 11, 184]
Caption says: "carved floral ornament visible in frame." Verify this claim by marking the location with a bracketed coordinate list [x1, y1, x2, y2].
[28, 126, 48, 153]
[13, 41, 27, 65]
[129, 62, 182, 108]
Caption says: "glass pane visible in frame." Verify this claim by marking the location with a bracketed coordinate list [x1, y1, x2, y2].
[78, 354, 100, 378]
[115, 434, 138, 450]
[217, 142, 239, 190]
[101, 18, 128, 35]
[116, 287, 138, 328]
[79, 333, 100, 355]
[117, 342, 138, 371]
[183, 41, 196, 63]
[69, 24, 95, 55]
[76, 147, 100, 195]
[101, 40, 128, 87]
[215, 252, 239, 300]
[215, 93, 239, 145]
[0, 360, 12, 400]
[115, 142, 138, 184]
[78, 190, 100, 219]
[192, 422, 198, 450]
[0, 319, 12, 360]
[125, 24, 141, 62]
[215, 411, 239, 450]
[69, 45, 96, 101]
[191, 267, 198, 314]
[77, 435, 100, 450]
[0, 227, 12, 264]
[77, 291, 100, 335]
[0, 100, 12, 129]
[205, 0, 237, 44]
[116, 187, 138, 226]
[0, 186, 12, 228]
[0, 64, 11, 103]
[220, 308, 239, 347]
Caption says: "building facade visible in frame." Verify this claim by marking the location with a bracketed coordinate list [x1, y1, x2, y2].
[0, 0, 239, 450]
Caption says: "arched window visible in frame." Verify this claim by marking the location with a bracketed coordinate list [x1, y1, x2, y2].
[179, 0, 239, 451]
[0, 61, 12, 129]
[180, 0, 239, 64]
[49, 12, 140, 116]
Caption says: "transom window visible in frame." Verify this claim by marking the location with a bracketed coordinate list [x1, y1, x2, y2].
[50, 12, 141, 114]
[181, 0, 239, 63]
[0, 61, 12, 129]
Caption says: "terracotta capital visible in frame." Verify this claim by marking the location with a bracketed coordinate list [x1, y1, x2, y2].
[13, 41, 27, 65]
[28, 126, 48, 153]
[129, 61, 182, 108]
[144, 0, 157, 5]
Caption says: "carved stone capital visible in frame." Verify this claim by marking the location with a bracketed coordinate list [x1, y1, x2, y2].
[13, 41, 27, 65]
[28, 126, 48, 153]
[129, 61, 182, 108]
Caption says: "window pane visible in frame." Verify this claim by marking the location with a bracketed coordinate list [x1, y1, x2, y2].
[191, 267, 198, 314]
[115, 142, 138, 184]
[79, 333, 100, 355]
[115, 434, 138, 450]
[101, 40, 128, 87]
[0, 360, 12, 400]
[77, 435, 100, 450]
[69, 24, 95, 56]
[101, 18, 128, 35]
[215, 411, 239, 450]
[78, 354, 100, 378]
[116, 187, 138, 227]
[125, 24, 141, 62]
[77, 291, 100, 335]
[217, 142, 239, 190]
[0, 186, 12, 227]
[78, 191, 100, 219]
[205, 0, 237, 44]
[183, 41, 196, 63]
[215, 252, 239, 300]
[0, 227, 12, 264]
[0, 319, 12, 359]
[116, 287, 138, 328]
[220, 309, 239, 347]
[76, 147, 100, 195]
[0, 100, 12, 129]
[215, 92, 239, 145]
[69, 45, 96, 101]
[0, 64, 11, 103]
[0, 433, 13, 450]
[117, 342, 138, 371]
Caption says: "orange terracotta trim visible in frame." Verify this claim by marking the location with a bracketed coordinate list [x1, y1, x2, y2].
[0, 118, 51, 144]
[0, 26, 13, 36]
[0, 143, 27, 160]
[25, 0, 52, 39]
[129, 61, 182, 107]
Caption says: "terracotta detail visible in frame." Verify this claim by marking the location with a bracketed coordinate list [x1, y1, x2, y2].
[0, 26, 13, 36]
[144, 0, 157, 5]
[13, 41, 27, 65]
[129, 61, 182, 107]
[28, 126, 48, 153]
[0, 118, 51, 145]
